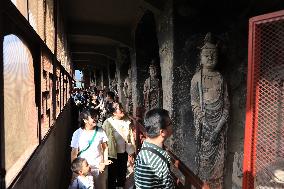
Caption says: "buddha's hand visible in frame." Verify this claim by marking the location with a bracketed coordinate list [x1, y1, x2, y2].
[209, 131, 218, 145]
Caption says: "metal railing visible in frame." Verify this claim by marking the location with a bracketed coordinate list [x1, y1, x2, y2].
[129, 107, 209, 189]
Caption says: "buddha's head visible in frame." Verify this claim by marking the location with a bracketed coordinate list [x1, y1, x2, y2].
[149, 63, 157, 78]
[200, 33, 218, 69]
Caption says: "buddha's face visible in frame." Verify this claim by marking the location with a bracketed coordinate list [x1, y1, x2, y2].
[149, 66, 157, 77]
[201, 49, 218, 69]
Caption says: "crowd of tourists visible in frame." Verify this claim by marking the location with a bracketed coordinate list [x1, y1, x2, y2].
[69, 87, 174, 189]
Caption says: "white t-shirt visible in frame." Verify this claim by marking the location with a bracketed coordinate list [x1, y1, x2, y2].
[70, 127, 108, 167]
[68, 175, 94, 189]
[108, 118, 131, 153]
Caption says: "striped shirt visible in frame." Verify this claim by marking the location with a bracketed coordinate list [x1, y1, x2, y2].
[134, 141, 175, 189]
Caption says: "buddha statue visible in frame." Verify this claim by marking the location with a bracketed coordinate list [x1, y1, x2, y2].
[190, 33, 229, 188]
[123, 68, 133, 114]
[143, 62, 162, 112]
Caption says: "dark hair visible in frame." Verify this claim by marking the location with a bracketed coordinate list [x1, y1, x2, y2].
[112, 102, 124, 114]
[106, 91, 115, 100]
[71, 157, 86, 174]
[89, 108, 99, 118]
[79, 109, 98, 129]
[144, 108, 170, 138]
[105, 102, 114, 115]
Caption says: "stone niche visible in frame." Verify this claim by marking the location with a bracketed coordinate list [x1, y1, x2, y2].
[133, 11, 161, 114]
[131, 0, 284, 187]
[119, 48, 132, 113]
[109, 60, 120, 103]
[153, 0, 248, 188]
[172, 10, 247, 189]
[153, 0, 284, 188]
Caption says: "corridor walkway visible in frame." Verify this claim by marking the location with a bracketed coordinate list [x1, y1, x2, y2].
[2, 0, 284, 188]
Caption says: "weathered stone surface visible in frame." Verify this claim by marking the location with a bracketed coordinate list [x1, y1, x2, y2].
[132, 1, 284, 188]
[116, 47, 131, 108]
[232, 152, 243, 189]
[154, 1, 249, 188]
[156, 1, 174, 117]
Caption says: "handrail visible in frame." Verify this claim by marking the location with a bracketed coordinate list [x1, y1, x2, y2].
[129, 108, 210, 189]
[166, 149, 209, 189]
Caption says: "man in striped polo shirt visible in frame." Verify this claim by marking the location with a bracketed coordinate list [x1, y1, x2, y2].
[134, 108, 175, 189]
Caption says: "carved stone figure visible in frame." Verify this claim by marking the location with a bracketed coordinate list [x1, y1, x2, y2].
[143, 62, 162, 112]
[190, 33, 229, 188]
[110, 73, 118, 96]
[123, 68, 133, 114]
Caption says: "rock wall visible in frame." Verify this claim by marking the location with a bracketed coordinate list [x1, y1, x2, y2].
[133, 11, 161, 114]
[134, 0, 284, 187]
[156, 1, 174, 117]
[116, 47, 130, 108]
[155, 0, 249, 187]
[130, 50, 138, 116]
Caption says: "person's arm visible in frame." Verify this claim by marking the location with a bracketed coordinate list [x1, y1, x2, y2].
[71, 147, 78, 162]
[98, 142, 112, 173]
[70, 129, 80, 162]
[101, 142, 112, 165]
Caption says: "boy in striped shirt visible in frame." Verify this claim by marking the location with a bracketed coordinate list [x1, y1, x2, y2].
[134, 108, 175, 189]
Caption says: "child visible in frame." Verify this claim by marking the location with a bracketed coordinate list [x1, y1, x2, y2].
[69, 157, 94, 189]
[71, 109, 112, 189]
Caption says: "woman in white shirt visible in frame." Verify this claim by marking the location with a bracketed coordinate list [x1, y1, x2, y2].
[102, 103, 135, 189]
[71, 109, 112, 189]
